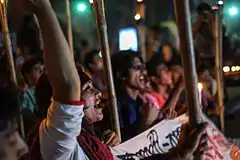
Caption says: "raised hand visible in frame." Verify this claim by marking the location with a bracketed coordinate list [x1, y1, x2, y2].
[177, 123, 208, 160]
[141, 102, 159, 126]
[162, 108, 178, 120]
[103, 131, 121, 147]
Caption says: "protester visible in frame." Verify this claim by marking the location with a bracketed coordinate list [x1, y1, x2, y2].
[157, 43, 181, 67]
[0, 85, 29, 160]
[193, 2, 214, 66]
[146, 56, 185, 120]
[84, 50, 106, 92]
[21, 57, 44, 113]
[26, 68, 120, 159]
[112, 51, 161, 141]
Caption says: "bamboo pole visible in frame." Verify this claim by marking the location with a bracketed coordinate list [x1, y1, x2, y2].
[33, 14, 43, 51]
[173, 1, 203, 158]
[92, 0, 121, 142]
[173, 0, 203, 125]
[0, 2, 25, 138]
[213, 8, 224, 132]
[65, 0, 73, 53]
[136, 1, 146, 61]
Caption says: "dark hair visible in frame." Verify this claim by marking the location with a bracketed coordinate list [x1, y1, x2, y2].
[21, 57, 42, 76]
[111, 50, 143, 91]
[35, 67, 91, 119]
[146, 54, 166, 77]
[0, 85, 20, 131]
[84, 50, 100, 73]
[197, 2, 212, 14]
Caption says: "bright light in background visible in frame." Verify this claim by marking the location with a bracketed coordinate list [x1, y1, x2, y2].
[198, 83, 203, 92]
[218, 0, 223, 5]
[223, 66, 230, 72]
[229, 7, 238, 16]
[119, 28, 138, 52]
[231, 66, 240, 72]
[89, 0, 93, 3]
[99, 51, 102, 58]
[77, 3, 87, 12]
[134, 13, 141, 20]
[137, 0, 143, 2]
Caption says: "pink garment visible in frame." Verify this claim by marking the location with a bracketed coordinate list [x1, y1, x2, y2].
[139, 93, 159, 109]
[145, 93, 159, 108]
[150, 91, 169, 110]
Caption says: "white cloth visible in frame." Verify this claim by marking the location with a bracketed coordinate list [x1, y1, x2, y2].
[39, 100, 89, 160]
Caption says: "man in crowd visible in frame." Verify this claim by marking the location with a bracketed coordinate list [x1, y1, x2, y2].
[112, 51, 160, 142]
[84, 50, 106, 92]
[193, 2, 214, 66]
[21, 57, 44, 113]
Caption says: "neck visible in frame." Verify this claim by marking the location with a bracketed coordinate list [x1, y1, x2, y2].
[156, 84, 167, 96]
[125, 86, 139, 100]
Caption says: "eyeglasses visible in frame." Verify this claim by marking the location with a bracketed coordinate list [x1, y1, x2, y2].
[131, 65, 145, 71]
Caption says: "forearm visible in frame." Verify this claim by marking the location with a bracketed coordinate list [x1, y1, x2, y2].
[34, 2, 80, 101]
[164, 83, 183, 110]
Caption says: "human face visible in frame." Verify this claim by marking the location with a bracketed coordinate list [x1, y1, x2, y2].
[156, 64, 172, 86]
[126, 57, 145, 91]
[92, 54, 103, 72]
[162, 45, 173, 62]
[27, 63, 44, 86]
[0, 121, 28, 160]
[82, 81, 102, 124]
[171, 65, 183, 84]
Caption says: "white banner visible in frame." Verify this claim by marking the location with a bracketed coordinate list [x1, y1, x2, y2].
[111, 114, 240, 160]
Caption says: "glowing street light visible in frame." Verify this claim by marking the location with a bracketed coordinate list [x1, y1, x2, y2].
[218, 0, 223, 5]
[77, 3, 87, 12]
[134, 13, 141, 20]
[229, 7, 238, 16]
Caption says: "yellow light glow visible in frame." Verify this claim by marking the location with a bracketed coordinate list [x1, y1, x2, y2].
[1, 0, 4, 4]
[198, 83, 203, 92]
[231, 66, 236, 72]
[223, 66, 230, 73]
[137, 0, 143, 2]
[235, 66, 240, 71]
[134, 13, 141, 20]
[89, 0, 93, 4]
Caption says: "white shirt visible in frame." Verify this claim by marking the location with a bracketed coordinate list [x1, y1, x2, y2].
[39, 100, 89, 160]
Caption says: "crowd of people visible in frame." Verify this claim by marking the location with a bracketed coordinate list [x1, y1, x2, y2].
[0, 1, 225, 160]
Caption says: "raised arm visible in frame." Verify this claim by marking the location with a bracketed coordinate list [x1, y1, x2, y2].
[34, 0, 80, 102]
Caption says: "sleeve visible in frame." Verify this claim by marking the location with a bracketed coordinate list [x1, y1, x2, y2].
[39, 99, 89, 160]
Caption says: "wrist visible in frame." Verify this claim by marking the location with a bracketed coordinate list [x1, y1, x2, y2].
[34, 1, 52, 19]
